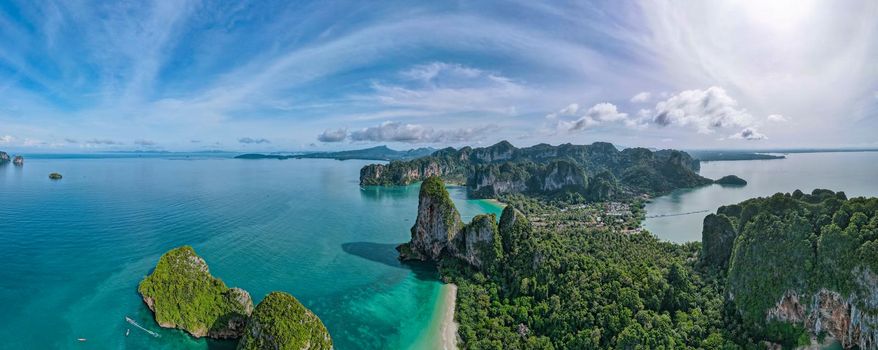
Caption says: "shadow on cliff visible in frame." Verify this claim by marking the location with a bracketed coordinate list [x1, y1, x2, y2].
[341, 242, 440, 281]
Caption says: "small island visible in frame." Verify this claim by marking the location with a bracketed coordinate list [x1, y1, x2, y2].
[139, 246, 333, 348]
[714, 175, 747, 186]
[238, 292, 333, 350]
[49, 173, 62, 180]
[13, 155, 23, 166]
[138, 246, 254, 339]
[0, 151, 9, 162]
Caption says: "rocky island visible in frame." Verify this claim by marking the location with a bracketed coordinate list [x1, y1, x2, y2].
[49, 173, 62, 180]
[12, 155, 23, 166]
[714, 174, 747, 186]
[139, 246, 333, 348]
[399, 176, 516, 273]
[238, 292, 333, 350]
[0, 151, 9, 162]
[138, 246, 254, 339]
[360, 141, 713, 201]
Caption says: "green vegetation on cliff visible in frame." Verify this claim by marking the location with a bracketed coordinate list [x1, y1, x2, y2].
[238, 292, 332, 350]
[138, 246, 253, 338]
[714, 175, 747, 186]
[361, 141, 711, 200]
[702, 189, 878, 346]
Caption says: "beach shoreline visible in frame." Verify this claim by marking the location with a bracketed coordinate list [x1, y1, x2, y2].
[439, 284, 459, 350]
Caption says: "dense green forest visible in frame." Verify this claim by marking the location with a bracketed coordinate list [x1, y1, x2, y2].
[431, 188, 878, 349]
[439, 194, 743, 349]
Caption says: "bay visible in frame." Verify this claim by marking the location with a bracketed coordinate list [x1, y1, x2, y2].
[644, 151, 878, 243]
[0, 156, 501, 349]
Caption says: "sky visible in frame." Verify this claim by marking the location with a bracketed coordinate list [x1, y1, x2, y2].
[1, 0, 877, 152]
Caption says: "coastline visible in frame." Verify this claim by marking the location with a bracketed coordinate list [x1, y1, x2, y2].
[439, 284, 459, 350]
[410, 283, 458, 350]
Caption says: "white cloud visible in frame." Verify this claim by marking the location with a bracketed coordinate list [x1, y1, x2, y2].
[545, 103, 580, 120]
[730, 127, 767, 140]
[0, 135, 14, 144]
[630, 91, 651, 103]
[557, 102, 630, 131]
[767, 114, 789, 122]
[238, 137, 270, 144]
[370, 62, 528, 115]
[652, 87, 754, 134]
[317, 128, 347, 142]
[349, 121, 492, 144]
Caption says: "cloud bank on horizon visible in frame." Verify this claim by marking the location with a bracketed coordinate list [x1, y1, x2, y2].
[0, 0, 876, 151]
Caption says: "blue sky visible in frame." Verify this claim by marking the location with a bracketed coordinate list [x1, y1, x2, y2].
[1, 0, 876, 152]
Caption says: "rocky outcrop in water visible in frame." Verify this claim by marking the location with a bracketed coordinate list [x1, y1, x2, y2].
[361, 140, 710, 199]
[399, 176, 464, 261]
[715, 175, 747, 186]
[138, 246, 254, 339]
[0, 151, 9, 162]
[12, 155, 23, 166]
[237, 291, 332, 350]
[399, 177, 515, 271]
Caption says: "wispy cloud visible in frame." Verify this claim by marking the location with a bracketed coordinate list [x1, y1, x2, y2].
[349, 121, 493, 144]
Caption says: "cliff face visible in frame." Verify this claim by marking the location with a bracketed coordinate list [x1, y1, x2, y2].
[704, 190, 878, 348]
[0, 151, 9, 162]
[701, 213, 738, 268]
[237, 291, 333, 350]
[360, 140, 709, 199]
[138, 246, 254, 339]
[767, 279, 878, 349]
[451, 214, 502, 269]
[399, 177, 518, 272]
[400, 176, 464, 261]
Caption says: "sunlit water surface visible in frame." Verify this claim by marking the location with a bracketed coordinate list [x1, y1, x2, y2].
[644, 152, 878, 243]
[0, 156, 501, 349]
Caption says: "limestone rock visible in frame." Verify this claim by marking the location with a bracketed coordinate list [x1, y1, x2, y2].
[401, 176, 463, 261]
[237, 292, 332, 350]
[138, 246, 253, 339]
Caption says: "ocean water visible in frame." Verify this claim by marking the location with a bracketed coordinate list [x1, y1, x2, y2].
[644, 152, 878, 243]
[0, 156, 501, 349]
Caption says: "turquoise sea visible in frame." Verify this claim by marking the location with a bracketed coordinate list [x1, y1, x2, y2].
[0, 155, 502, 349]
[644, 151, 878, 243]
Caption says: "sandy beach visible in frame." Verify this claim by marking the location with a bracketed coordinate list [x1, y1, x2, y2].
[439, 284, 459, 350]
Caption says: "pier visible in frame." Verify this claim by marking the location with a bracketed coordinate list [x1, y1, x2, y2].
[645, 209, 710, 219]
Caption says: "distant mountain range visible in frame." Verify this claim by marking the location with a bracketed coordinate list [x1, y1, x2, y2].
[235, 145, 436, 161]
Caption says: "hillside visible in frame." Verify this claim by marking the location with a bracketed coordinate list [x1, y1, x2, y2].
[360, 141, 711, 200]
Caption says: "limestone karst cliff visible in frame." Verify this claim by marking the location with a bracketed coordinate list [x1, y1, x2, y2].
[702, 189, 878, 348]
[237, 292, 333, 350]
[360, 140, 710, 200]
[399, 176, 519, 271]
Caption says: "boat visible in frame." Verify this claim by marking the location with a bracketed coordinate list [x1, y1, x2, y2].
[77, 338, 87, 342]
[126, 328, 130, 336]
[125, 316, 161, 338]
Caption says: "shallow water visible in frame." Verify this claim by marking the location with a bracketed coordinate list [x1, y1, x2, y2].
[0, 156, 501, 349]
[644, 152, 878, 243]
